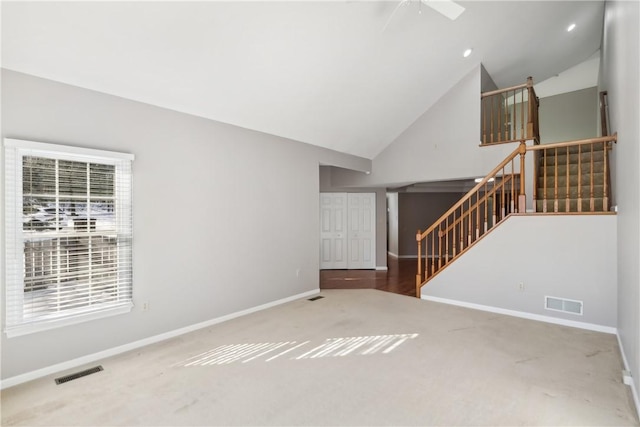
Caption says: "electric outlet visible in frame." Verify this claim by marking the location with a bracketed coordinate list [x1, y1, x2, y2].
[296, 268, 301, 278]
[518, 282, 525, 292]
[142, 301, 149, 311]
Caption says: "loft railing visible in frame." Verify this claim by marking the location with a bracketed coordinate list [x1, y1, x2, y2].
[416, 135, 617, 297]
[481, 77, 540, 145]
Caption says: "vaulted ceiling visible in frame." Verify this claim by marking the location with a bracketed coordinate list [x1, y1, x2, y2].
[2, 1, 604, 159]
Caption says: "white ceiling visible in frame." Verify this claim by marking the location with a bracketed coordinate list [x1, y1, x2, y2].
[2, 1, 604, 159]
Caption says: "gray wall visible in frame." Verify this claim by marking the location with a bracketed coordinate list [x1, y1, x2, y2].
[480, 64, 498, 93]
[319, 167, 387, 269]
[397, 192, 465, 257]
[600, 0, 640, 396]
[386, 193, 399, 256]
[423, 215, 618, 328]
[0, 69, 370, 380]
[539, 87, 598, 144]
[330, 65, 517, 188]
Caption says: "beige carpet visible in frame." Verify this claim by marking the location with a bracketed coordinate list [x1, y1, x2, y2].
[1, 289, 638, 426]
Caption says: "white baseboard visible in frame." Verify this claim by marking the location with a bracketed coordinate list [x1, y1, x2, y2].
[388, 252, 436, 260]
[0, 289, 319, 390]
[421, 295, 617, 334]
[375, 266, 388, 271]
[617, 333, 640, 420]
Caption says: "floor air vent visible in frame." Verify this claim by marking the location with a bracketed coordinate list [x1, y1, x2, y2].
[55, 365, 103, 385]
[308, 296, 324, 301]
[545, 296, 583, 315]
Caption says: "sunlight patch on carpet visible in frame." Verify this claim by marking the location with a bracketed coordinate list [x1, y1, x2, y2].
[173, 334, 418, 367]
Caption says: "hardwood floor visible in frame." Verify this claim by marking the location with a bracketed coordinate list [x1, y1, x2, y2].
[320, 256, 418, 297]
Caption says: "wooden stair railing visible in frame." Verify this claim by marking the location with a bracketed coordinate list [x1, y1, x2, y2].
[531, 135, 617, 213]
[482, 77, 540, 145]
[416, 142, 527, 295]
[416, 134, 617, 297]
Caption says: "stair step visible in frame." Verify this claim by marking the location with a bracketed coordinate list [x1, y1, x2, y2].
[539, 149, 605, 166]
[538, 184, 605, 199]
[538, 172, 605, 187]
[540, 143, 606, 155]
[535, 198, 608, 213]
[539, 160, 605, 176]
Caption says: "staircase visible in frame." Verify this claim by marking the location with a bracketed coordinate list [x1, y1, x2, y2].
[415, 77, 617, 297]
[535, 142, 610, 213]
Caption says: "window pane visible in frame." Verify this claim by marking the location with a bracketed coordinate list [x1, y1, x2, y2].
[90, 163, 115, 197]
[24, 238, 58, 292]
[23, 157, 56, 195]
[90, 199, 116, 232]
[22, 235, 121, 315]
[58, 159, 88, 196]
[23, 196, 60, 232]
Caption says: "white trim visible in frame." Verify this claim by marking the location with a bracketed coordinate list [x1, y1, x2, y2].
[387, 251, 399, 258]
[421, 295, 616, 334]
[0, 289, 319, 389]
[375, 266, 388, 271]
[4, 138, 134, 161]
[5, 304, 133, 338]
[4, 139, 134, 334]
[617, 332, 640, 420]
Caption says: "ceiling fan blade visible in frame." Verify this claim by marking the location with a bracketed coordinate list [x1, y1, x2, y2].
[382, 0, 411, 32]
[421, 0, 465, 20]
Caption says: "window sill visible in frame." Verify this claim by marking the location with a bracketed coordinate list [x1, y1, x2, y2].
[4, 303, 133, 338]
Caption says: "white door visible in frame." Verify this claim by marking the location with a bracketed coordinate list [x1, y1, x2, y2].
[347, 193, 376, 269]
[320, 193, 348, 269]
[320, 192, 376, 269]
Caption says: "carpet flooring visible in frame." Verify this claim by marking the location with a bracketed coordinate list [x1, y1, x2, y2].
[1, 289, 637, 426]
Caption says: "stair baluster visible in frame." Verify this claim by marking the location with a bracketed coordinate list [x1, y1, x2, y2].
[554, 148, 559, 212]
[565, 146, 570, 212]
[604, 141, 609, 211]
[578, 144, 583, 212]
[590, 143, 595, 212]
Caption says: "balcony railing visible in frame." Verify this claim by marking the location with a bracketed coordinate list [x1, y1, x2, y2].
[481, 77, 539, 145]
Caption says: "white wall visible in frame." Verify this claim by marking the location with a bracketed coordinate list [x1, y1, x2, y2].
[600, 0, 640, 397]
[0, 69, 370, 380]
[422, 215, 618, 329]
[330, 65, 517, 188]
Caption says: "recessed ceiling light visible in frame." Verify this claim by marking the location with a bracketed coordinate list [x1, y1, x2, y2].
[463, 48, 473, 58]
[567, 23, 576, 32]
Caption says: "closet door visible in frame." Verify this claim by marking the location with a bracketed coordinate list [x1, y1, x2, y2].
[320, 193, 348, 269]
[347, 193, 376, 269]
[320, 192, 376, 269]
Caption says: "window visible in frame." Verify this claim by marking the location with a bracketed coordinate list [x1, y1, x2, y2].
[4, 139, 134, 337]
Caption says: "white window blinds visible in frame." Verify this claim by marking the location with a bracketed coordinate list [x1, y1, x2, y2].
[4, 139, 134, 337]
